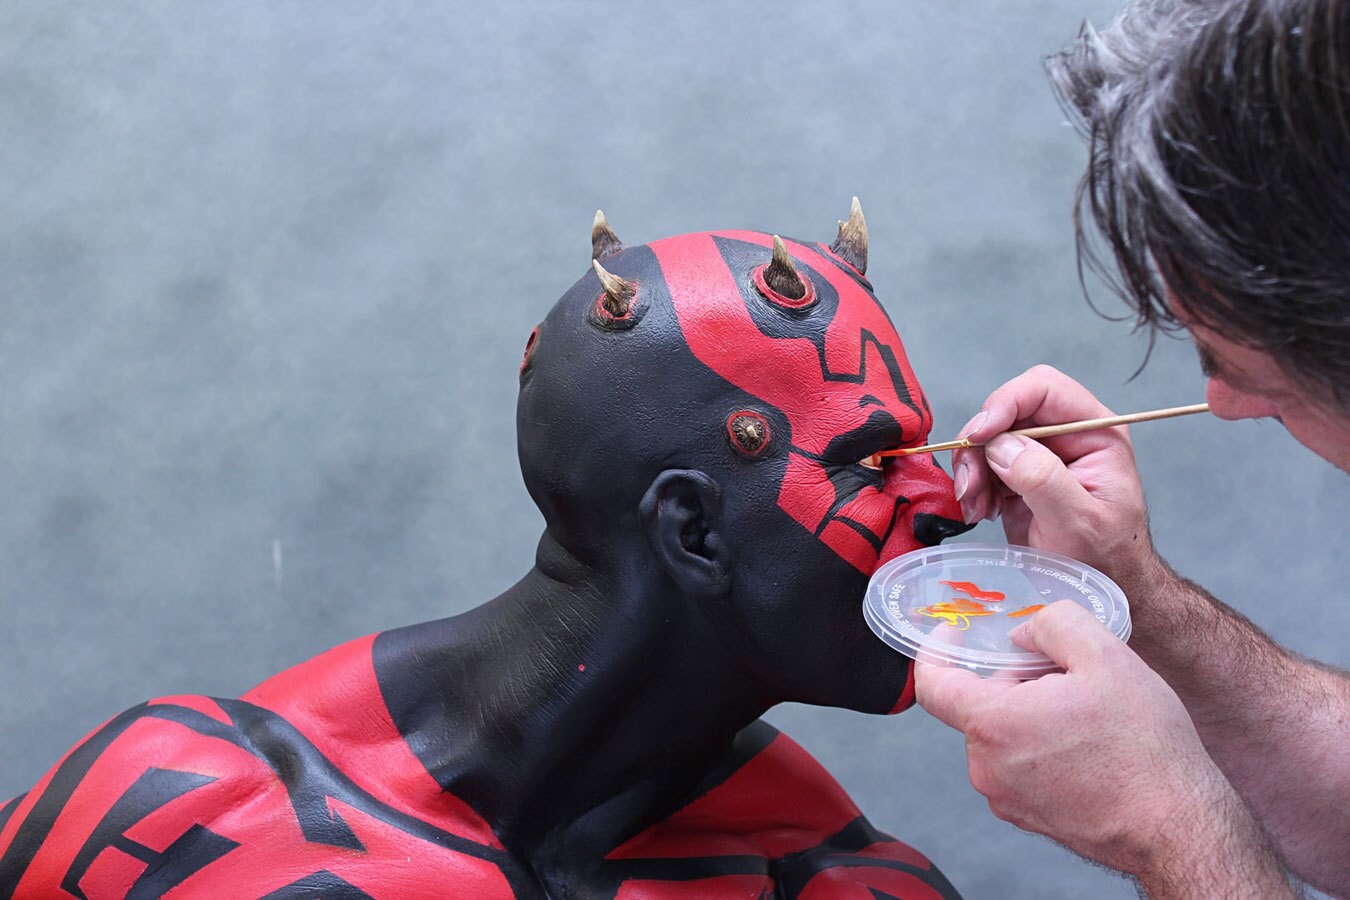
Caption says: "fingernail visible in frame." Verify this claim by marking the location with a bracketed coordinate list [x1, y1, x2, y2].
[953, 463, 969, 502]
[1009, 622, 1031, 644]
[985, 434, 1028, 470]
[961, 498, 978, 525]
[959, 410, 989, 440]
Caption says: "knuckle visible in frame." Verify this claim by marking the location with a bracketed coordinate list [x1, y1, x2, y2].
[963, 713, 1003, 751]
[1012, 451, 1058, 493]
[1028, 363, 1063, 380]
[1081, 506, 1110, 533]
[986, 795, 1025, 829]
[967, 757, 997, 797]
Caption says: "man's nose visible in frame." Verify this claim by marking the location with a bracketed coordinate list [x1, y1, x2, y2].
[913, 512, 974, 546]
[1206, 378, 1281, 421]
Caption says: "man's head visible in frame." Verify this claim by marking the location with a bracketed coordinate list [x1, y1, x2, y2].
[1049, 0, 1350, 452]
[515, 203, 969, 712]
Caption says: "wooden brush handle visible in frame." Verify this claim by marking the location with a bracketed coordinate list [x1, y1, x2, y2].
[882, 403, 1211, 456]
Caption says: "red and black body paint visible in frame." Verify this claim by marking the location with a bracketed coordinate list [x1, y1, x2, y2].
[2, 212, 968, 898]
[0, 638, 959, 898]
[651, 231, 966, 574]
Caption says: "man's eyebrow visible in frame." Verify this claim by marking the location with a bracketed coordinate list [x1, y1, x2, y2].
[1196, 343, 1221, 378]
[1196, 341, 1265, 392]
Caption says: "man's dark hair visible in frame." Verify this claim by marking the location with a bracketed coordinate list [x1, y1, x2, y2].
[1048, 0, 1350, 410]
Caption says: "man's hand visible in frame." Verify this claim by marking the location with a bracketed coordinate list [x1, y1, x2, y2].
[952, 365, 1160, 592]
[916, 601, 1296, 898]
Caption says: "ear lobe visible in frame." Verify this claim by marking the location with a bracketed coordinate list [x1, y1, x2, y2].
[639, 470, 732, 600]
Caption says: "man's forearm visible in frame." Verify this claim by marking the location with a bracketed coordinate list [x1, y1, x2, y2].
[1123, 558, 1350, 896]
[1136, 773, 1298, 900]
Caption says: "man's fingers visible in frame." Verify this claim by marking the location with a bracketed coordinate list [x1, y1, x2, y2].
[915, 662, 1012, 732]
[985, 434, 1096, 525]
[953, 449, 996, 524]
[965, 366, 1116, 445]
[954, 366, 1123, 524]
[1008, 600, 1118, 673]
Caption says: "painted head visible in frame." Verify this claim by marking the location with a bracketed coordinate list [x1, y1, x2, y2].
[517, 201, 971, 714]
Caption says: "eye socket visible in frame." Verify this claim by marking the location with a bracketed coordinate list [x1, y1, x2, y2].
[519, 325, 541, 375]
[859, 452, 886, 471]
[751, 263, 818, 311]
[726, 410, 772, 459]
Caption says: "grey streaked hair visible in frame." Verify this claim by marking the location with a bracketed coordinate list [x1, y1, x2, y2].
[1048, 0, 1350, 410]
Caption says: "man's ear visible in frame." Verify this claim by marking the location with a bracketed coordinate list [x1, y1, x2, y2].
[639, 469, 732, 600]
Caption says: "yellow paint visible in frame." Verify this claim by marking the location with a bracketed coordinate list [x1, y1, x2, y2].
[915, 599, 993, 631]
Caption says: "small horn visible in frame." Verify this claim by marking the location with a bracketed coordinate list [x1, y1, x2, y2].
[830, 196, 868, 274]
[763, 235, 808, 300]
[592, 209, 624, 261]
[592, 258, 637, 317]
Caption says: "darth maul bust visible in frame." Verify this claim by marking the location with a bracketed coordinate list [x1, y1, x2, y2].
[1, 200, 972, 899]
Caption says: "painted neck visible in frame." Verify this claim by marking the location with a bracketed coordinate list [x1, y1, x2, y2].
[373, 534, 774, 862]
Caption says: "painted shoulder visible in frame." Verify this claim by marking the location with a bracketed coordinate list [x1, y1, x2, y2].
[0, 635, 524, 899]
[590, 719, 963, 899]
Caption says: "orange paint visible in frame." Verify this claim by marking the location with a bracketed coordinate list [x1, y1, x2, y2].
[939, 580, 1005, 603]
[915, 598, 994, 630]
[1006, 604, 1045, 618]
[919, 579, 1048, 630]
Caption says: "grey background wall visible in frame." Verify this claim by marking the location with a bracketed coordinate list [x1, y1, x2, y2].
[3, 3, 1345, 898]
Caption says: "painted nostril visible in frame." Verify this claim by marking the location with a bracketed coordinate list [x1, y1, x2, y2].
[912, 513, 975, 546]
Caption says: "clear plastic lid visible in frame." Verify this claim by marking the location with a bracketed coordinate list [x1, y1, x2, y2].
[863, 542, 1131, 680]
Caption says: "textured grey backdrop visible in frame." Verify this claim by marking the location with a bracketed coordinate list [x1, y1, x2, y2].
[2, 3, 1345, 898]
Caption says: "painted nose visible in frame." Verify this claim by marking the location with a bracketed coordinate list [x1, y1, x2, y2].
[913, 512, 975, 546]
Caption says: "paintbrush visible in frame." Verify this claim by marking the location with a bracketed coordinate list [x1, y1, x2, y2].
[879, 403, 1211, 457]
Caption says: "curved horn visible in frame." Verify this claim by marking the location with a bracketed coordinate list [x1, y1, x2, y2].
[592, 209, 624, 262]
[829, 196, 868, 275]
[592, 258, 637, 317]
[763, 235, 808, 300]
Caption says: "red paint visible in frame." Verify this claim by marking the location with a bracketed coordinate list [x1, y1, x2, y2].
[888, 664, 917, 716]
[519, 325, 540, 374]
[578, 664, 586, 672]
[650, 232, 963, 575]
[0, 640, 958, 898]
[608, 733, 872, 860]
[752, 262, 818, 310]
[593, 293, 637, 322]
[725, 409, 771, 458]
[938, 581, 1005, 603]
[244, 635, 503, 848]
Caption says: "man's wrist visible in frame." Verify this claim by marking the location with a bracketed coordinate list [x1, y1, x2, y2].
[1137, 770, 1295, 900]
[1112, 554, 1206, 667]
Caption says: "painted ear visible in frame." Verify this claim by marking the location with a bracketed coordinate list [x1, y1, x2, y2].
[639, 470, 732, 601]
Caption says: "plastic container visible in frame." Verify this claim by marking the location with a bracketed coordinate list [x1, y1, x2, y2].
[863, 542, 1131, 680]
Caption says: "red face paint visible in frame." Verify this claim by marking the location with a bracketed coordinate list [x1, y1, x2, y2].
[650, 232, 963, 575]
[938, 581, 1006, 603]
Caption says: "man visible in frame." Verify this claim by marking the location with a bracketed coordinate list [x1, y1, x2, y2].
[0, 206, 973, 898]
[916, 1, 1350, 897]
